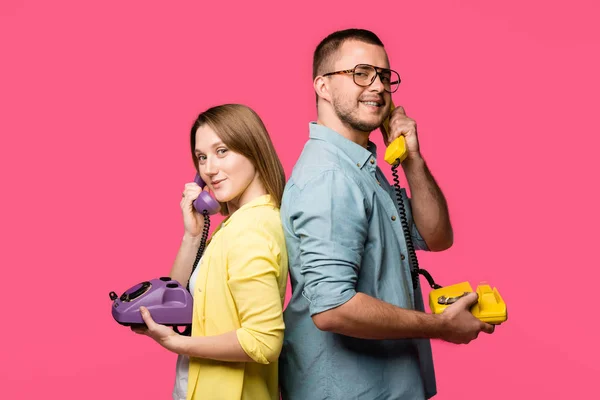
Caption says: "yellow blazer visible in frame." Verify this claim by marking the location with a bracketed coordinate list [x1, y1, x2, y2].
[186, 194, 288, 400]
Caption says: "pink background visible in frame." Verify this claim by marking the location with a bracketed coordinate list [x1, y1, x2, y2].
[1, 0, 598, 398]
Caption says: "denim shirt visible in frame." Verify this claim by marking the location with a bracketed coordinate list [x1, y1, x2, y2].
[279, 122, 437, 400]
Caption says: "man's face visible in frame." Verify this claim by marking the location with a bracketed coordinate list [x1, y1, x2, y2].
[327, 40, 392, 133]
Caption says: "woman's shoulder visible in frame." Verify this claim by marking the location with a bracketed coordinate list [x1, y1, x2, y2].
[228, 203, 282, 235]
[224, 203, 286, 261]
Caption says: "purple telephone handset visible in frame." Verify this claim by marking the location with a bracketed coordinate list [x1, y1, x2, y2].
[108, 174, 218, 335]
[193, 173, 221, 215]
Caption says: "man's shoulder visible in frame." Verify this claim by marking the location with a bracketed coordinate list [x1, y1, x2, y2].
[287, 139, 354, 189]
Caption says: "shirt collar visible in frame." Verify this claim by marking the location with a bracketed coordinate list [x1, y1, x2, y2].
[308, 122, 378, 169]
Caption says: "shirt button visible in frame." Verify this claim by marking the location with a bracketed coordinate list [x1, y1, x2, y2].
[370, 159, 375, 164]
[357, 163, 361, 167]
[391, 215, 397, 221]
[401, 254, 405, 260]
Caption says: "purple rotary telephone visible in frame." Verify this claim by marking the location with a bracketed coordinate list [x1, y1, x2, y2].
[109, 277, 193, 332]
[109, 174, 219, 334]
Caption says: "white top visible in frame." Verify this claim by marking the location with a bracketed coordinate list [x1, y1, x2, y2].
[172, 259, 201, 400]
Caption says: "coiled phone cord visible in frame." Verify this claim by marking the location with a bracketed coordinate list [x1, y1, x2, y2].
[391, 163, 442, 290]
[178, 210, 210, 336]
[186, 210, 210, 292]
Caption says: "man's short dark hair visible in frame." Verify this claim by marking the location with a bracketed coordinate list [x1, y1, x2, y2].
[313, 28, 385, 79]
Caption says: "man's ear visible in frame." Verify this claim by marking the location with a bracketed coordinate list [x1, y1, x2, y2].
[314, 75, 331, 103]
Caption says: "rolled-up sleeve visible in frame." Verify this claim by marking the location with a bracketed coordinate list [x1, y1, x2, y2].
[227, 223, 284, 364]
[290, 170, 368, 316]
[411, 221, 429, 251]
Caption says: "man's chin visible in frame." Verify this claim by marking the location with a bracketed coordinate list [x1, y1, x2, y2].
[336, 109, 382, 133]
[357, 112, 385, 130]
[353, 119, 383, 133]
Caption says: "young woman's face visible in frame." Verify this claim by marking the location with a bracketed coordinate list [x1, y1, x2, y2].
[194, 124, 259, 207]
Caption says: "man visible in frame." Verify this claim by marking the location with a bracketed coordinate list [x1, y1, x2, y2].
[279, 28, 495, 399]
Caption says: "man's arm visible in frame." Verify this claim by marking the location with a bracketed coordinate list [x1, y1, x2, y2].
[402, 155, 453, 251]
[289, 169, 490, 345]
[312, 291, 493, 345]
[384, 105, 453, 251]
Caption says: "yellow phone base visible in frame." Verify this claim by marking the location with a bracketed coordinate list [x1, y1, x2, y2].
[429, 282, 508, 325]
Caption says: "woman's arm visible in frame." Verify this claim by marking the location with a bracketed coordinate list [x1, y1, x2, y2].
[169, 182, 210, 286]
[134, 308, 252, 362]
[134, 216, 285, 364]
[169, 233, 203, 287]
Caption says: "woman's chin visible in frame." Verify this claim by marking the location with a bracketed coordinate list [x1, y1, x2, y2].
[212, 190, 232, 204]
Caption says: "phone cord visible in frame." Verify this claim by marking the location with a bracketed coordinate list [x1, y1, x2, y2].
[391, 162, 442, 290]
[178, 210, 211, 337]
[186, 210, 210, 292]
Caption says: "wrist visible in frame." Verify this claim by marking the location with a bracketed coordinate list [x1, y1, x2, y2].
[430, 312, 449, 340]
[168, 334, 189, 355]
[182, 232, 203, 247]
[402, 152, 425, 173]
[403, 151, 424, 164]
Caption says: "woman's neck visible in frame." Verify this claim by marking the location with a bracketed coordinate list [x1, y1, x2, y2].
[226, 174, 267, 215]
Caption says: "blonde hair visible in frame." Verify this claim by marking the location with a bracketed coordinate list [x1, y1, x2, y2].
[190, 104, 286, 215]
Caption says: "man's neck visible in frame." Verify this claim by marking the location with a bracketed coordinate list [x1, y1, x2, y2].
[316, 117, 370, 148]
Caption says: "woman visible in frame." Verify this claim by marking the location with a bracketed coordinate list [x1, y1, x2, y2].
[133, 104, 288, 400]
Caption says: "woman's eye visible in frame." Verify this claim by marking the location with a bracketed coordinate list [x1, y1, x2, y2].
[197, 155, 207, 162]
[217, 148, 228, 155]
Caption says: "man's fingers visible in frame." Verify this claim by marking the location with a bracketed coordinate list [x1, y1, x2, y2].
[459, 292, 479, 307]
[395, 105, 406, 115]
[448, 292, 478, 310]
[482, 322, 495, 334]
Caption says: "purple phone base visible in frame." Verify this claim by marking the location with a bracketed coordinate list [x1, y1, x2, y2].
[109, 277, 192, 329]
[193, 174, 221, 215]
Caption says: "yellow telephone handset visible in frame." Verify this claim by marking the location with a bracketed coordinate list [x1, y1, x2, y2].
[382, 102, 408, 165]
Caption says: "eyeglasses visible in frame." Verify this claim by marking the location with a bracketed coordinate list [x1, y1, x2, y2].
[322, 64, 401, 93]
